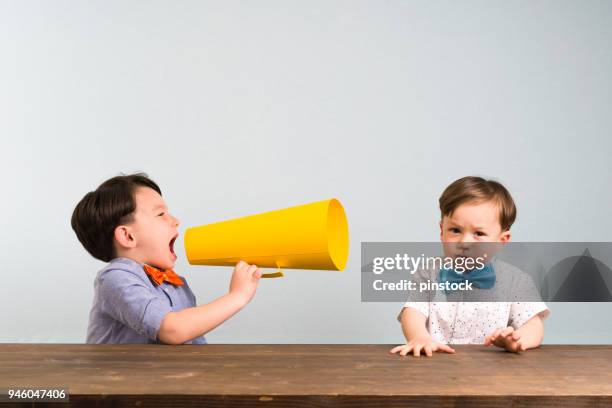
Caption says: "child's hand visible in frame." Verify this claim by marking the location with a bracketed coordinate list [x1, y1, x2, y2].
[389, 336, 456, 357]
[484, 326, 524, 352]
[229, 261, 262, 305]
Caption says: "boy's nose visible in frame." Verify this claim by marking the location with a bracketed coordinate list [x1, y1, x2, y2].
[459, 234, 475, 244]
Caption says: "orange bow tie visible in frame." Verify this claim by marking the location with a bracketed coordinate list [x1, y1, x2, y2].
[143, 264, 184, 286]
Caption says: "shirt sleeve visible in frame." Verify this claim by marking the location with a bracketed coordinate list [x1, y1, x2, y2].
[509, 302, 550, 329]
[399, 302, 430, 321]
[508, 268, 551, 328]
[398, 267, 433, 321]
[98, 269, 172, 342]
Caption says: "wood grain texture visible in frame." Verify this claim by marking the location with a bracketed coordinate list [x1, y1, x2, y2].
[1, 344, 611, 407]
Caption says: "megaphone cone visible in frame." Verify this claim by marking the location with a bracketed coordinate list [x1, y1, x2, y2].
[184, 198, 349, 277]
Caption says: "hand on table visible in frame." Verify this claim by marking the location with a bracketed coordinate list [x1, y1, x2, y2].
[484, 326, 524, 352]
[390, 336, 455, 357]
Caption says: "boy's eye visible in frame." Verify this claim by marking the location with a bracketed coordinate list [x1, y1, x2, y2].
[158, 212, 165, 216]
[449, 228, 460, 233]
[475, 231, 486, 236]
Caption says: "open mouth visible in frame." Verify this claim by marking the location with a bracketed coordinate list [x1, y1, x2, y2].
[169, 234, 178, 257]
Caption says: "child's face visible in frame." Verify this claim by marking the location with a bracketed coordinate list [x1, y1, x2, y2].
[117, 186, 180, 270]
[439, 200, 510, 260]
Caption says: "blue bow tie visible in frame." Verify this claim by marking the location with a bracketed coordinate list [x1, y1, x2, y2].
[438, 262, 496, 292]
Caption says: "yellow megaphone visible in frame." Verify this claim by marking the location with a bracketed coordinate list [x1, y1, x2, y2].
[184, 198, 349, 278]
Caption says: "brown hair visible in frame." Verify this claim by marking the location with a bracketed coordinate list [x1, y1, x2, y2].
[71, 173, 161, 262]
[439, 176, 516, 231]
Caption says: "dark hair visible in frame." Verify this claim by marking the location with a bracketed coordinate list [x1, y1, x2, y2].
[439, 176, 517, 231]
[71, 173, 162, 262]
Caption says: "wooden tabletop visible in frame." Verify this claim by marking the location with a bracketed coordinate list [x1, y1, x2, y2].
[1, 344, 611, 407]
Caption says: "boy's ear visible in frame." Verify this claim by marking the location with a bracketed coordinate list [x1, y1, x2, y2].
[114, 225, 137, 249]
[439, 220, 443, 239]
[499, 229, 511, 243]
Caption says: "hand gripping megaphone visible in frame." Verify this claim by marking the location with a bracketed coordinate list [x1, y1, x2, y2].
[184, 198, 349, 277]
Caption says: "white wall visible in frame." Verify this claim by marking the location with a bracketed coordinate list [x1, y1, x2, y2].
[1, 0, 611, 343]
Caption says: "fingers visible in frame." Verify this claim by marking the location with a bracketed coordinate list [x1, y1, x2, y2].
[246, 264, 257, 275]
[484, 327, 527, 353]
[492, 328, 503, 340]
[392, 342, 456, 357]
[484, 328, 501, 346]
[246, 264, 261, 280]
[499, 327, 520, 350]
[506, 340, 521, 353]
[236, 261, 254, 279]
[436, 343, 456, 354]
[485, 327, 515, 346]
[487, 329, 501, 344]
[400, 344, 413, 356]
[389, 345, 404, 354]
[508, 338, 525, 353]
[236, 262, 261, 279]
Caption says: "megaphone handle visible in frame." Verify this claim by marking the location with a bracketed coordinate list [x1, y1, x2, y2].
[261, 264, 284, 278]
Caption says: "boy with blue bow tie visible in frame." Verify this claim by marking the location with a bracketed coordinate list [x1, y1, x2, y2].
[390, 176, 549, 357]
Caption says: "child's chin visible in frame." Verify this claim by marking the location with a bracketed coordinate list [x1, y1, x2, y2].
[151, 259, 175, 271]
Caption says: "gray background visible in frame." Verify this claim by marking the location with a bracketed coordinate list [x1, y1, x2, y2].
[1, 0, 610, 344]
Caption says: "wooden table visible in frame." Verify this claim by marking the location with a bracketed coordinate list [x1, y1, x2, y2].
[0, 344, 611, 407]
